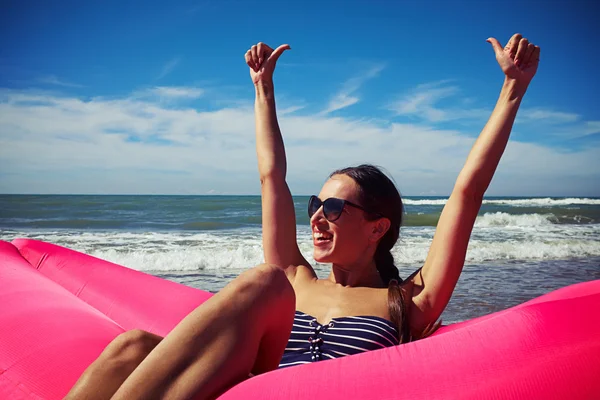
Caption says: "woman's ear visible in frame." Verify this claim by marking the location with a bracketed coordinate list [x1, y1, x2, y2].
[370, 218, 391, 242]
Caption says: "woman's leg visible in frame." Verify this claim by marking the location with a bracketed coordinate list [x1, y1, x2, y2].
[68, 263, 295, 400]
[65, 330, 163, 400]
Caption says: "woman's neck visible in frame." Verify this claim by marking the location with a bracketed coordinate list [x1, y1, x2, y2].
[327, 260, 385, 288]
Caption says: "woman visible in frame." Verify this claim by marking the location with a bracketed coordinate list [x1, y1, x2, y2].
[66, 33, 539, 399]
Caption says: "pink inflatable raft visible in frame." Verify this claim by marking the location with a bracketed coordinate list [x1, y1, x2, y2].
[1, 239, 599, 399]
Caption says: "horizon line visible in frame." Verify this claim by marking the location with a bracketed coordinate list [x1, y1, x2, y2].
[1, 193, 599, 199]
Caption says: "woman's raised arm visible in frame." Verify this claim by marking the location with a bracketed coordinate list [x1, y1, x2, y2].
[409, 34, 540, 330]
[246, 43, 312, 279]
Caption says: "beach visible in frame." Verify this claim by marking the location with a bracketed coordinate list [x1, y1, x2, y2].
[1, 194, 599, 324]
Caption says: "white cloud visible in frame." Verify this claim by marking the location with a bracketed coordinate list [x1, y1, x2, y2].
[393, 81, 456, 114]
[150, 86, 204, 99]
[511, 106, 600, 139]
[584, 121, 600, 136]
[544, 119, 600, 140]
[321, 64, 385, 114]
[391, 83, 598, 143]
[518, 108, 580, 124]
[322, 93, 359, 114]
[389, 81, 489, 123]
[0, 87, 598, 196]
[279, 105, 306, 115]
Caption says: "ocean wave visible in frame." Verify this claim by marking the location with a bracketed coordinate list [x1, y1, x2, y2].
[394, 237, 600, 265]
[2, 224, 598, 272]
[474, 212, 554, 227]
[90, 246, 266, 272]
[404, 199, 449, 205]
[47, 236, 600, 271]
[404, 197, 600, 206]
[406, 211, 596, 227]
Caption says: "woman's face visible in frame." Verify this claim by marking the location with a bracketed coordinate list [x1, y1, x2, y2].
[310, 174, 377, 266]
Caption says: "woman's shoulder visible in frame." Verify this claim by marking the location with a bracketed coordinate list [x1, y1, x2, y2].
[285, 263, 317, 287]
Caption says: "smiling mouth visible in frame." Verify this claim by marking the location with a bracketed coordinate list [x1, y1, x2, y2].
[313, 232, 333, 243]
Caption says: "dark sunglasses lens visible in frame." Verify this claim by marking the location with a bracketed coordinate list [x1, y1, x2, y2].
[308, 196, 321, 217]
[323, 198, 344, 221]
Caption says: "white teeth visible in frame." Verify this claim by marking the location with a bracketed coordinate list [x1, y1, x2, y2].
[313, 232, 332, 240]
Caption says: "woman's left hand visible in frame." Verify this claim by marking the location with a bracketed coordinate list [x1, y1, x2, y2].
[487, 33, 540, 92]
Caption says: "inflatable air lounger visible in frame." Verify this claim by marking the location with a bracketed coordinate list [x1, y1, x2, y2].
[1, 239, 599, 399]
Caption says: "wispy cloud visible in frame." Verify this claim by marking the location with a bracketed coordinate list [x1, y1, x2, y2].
[279, 105, 306, 115]
[156, 57, 181, 80]
[389, 82, 597, 134]
[518, 108, 580, 124]
[1, 87, 598, 196]
[150, 86, 203, 99]
[322, 92, 359, 114]
[545, 119, 600, 140]
[37, 75, 84, 88]
[128, 86, 204, 104]
[320, 64, 385, 115]
[389, 80, 489, 123]
[584, 121, 600, 136]
[516, 109, 600, 139]
[392, 80, 457, 115]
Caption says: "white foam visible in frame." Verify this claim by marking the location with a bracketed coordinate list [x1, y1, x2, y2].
[392, 224, 600, 264]
[403, 197, 600, 206]
[90, 246, 266, 272]
[392, 237, 600, 265]
[464, 239, 600, 263]
[2, 223, 598, 272]
[484, 198, 600, 206]
[474, 212, 554, 227]
[404, 199, 448, 205]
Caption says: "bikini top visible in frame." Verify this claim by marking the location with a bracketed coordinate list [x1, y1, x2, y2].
[278, 311, 400, 369]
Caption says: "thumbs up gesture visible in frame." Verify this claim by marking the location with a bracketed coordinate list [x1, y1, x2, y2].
[245, 42, 291, 85]
[487, 34, 540, 91]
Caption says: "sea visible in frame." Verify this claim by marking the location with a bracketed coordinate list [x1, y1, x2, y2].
[1, 194, 599, 324]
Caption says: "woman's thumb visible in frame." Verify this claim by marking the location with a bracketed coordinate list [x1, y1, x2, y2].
[486, 37, 503, 57]
[270, 44, 291, 62]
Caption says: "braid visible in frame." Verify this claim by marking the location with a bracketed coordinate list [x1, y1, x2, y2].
[374, 247, 400, 284]
[388, 280, 411, 344]
[375, 244, 411, 343]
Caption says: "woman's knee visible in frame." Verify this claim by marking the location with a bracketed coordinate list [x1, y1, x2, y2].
[235, 263, 295, 305]
[101, 329, 162, 370]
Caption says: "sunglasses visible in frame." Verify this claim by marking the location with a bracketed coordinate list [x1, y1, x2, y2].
[308, 195, 378, 222]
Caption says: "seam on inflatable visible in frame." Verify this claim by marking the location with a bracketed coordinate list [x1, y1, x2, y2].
[75, 280, 89, 297]
[35, 252, 48, 270]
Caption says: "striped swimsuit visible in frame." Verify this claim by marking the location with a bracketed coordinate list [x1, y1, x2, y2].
[278, 311, 399, 369]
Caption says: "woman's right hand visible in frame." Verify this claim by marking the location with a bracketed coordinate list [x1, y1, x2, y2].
[487, 34, 540, 94]
[245, 43, 290, 85]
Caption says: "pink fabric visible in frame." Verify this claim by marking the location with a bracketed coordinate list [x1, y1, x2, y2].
[11, 239, 212, 336]
[1, 239, 599, 399]
[0, 241, 122, 399]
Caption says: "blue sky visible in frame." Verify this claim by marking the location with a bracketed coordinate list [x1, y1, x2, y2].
[1, 0, 599, 196]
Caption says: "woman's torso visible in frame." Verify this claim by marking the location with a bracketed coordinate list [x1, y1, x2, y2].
[278, 266, 399, 368]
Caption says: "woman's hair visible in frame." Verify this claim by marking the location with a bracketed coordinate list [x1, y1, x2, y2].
[330, 164, 404, 282]
[330, 164, 411, 342]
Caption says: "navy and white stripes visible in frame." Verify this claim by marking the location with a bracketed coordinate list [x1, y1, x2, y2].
[278, 311, 399, 369]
